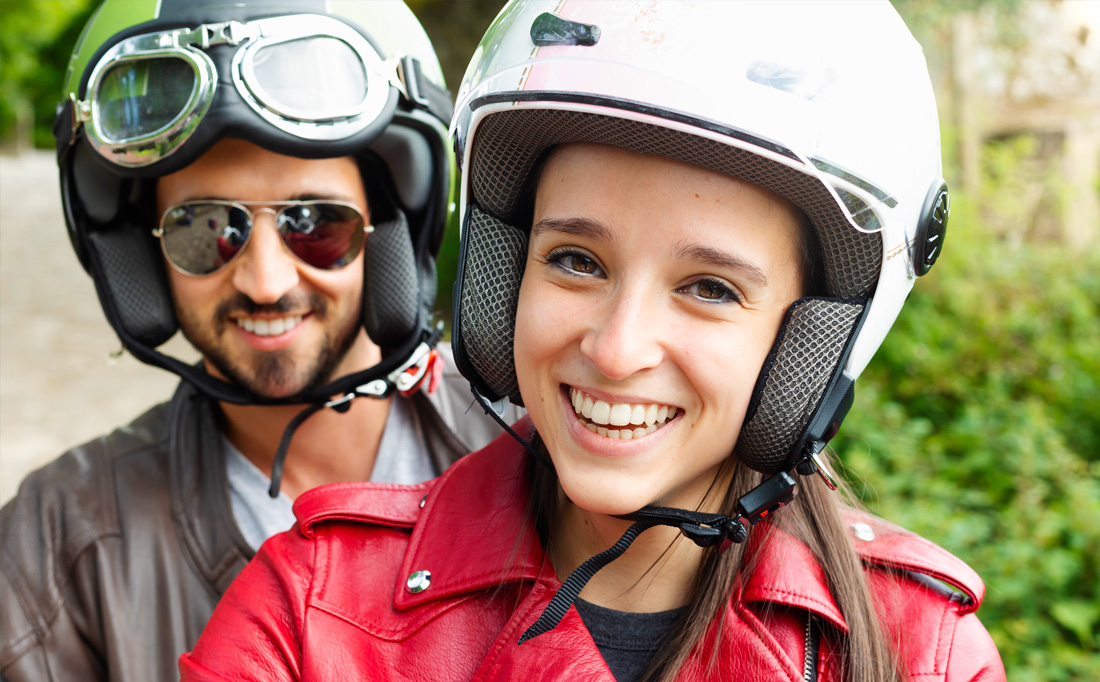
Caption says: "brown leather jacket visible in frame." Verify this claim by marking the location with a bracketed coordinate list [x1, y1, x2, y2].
[0, 351, 514, 682]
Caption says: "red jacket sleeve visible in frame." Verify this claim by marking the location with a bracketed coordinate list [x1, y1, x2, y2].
[179, 525, 314, 681]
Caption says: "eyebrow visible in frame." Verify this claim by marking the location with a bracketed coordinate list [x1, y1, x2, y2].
[531, 217, 615, 242]
[673, 241, 769, 287]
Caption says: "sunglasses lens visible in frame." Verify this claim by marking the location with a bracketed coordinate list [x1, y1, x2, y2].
[278, 203, 365, 269]
[250, 37, 369, 119]
[161, 203, 250, 275]
[95, 57, 197, 141]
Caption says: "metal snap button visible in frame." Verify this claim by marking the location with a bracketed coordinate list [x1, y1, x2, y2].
[850, 522, 875, 542]
[406, 570, 432, 593]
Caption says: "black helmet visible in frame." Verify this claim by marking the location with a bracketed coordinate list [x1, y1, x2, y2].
[55, 0, 455, 408]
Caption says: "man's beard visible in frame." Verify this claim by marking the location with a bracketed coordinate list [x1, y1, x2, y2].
[176, 292, 361, 399]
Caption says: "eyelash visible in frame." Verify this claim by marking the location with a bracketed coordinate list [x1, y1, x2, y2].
[545, 248, 603, 277]
[678, 277, 742, 304]
[543, 249, 741, 304]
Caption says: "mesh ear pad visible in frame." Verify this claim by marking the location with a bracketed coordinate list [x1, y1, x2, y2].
[363, 209, 422, 350]
[734, 297, 865, 473]
[86, 227, 178, 347]
[455, 206, 528, 403]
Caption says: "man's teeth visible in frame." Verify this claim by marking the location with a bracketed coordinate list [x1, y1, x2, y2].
[235, 315, 303, 337]
[569, 387, 678, 439]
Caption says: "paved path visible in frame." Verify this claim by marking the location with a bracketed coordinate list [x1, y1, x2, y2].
[0, 151, 197, 504]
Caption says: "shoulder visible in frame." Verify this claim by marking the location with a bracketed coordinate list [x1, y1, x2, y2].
[1, 400, 172, 668]
[843, 510, 1006, 681]
[2, 400, 173, 545]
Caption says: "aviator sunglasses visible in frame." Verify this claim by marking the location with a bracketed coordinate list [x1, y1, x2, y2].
[154, 199, 372, 276]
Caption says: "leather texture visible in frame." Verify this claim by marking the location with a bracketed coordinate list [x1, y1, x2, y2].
[181, 420, 1006, 682]
[0, 344, 515, 682]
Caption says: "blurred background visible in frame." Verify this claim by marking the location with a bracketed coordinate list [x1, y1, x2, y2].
[0, 1, 1096, 678]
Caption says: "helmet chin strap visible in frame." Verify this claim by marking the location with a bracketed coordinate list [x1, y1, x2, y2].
[266, 327, 443, 498]
[517, 470, 800, 643]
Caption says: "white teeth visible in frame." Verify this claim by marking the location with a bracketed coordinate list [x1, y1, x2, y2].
[568, 387, 678, 440]
[608, 403, 632, 426]
[235, 315, 302, 337]
[591, 400, 611, 425]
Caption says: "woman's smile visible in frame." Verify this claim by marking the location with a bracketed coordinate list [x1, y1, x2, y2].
[565, 385, 680, 440]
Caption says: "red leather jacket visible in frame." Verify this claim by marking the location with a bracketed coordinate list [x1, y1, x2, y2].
[181, 420, 1005, 681]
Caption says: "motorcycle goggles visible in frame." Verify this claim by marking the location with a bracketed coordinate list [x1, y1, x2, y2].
[73, 14, 411, 168]
[155, 199, 372, 276]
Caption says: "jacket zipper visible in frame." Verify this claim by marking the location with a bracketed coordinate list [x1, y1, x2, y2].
[803, 611, 820, 682]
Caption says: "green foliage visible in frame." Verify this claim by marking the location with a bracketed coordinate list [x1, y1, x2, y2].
[833, 193, 1100, 680]
[0, 0, 95, 148]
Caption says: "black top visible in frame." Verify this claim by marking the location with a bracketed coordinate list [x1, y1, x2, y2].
[574, 598, 687, 682]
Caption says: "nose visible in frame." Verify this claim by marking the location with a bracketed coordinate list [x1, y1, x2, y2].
[230, 212, 300, 304]
[579, 283, 665, 381]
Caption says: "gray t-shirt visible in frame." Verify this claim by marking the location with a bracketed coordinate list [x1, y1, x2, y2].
[226, 395, 435, 551]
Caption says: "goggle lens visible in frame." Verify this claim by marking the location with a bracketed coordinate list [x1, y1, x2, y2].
[250, 36, 369, 117]
[96, 57, 197, 141]
[159, 200, 367, 276]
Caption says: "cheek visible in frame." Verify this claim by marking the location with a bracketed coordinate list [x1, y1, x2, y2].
[513, 279, 574, 394]
[165, 266, 220, 312]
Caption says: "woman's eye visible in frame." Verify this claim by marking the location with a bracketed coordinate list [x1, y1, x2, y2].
[549, 250, 602, 276]
[680, 278, 740, 303]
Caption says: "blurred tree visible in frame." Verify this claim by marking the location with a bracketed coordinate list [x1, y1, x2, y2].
[407, 0, 506, 95]
[0, 0, 95, 149]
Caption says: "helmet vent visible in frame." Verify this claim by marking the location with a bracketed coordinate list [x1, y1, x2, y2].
[735, 297, 864, 473]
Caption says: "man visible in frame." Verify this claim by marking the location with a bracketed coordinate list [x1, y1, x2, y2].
[0, 2, 513, 680]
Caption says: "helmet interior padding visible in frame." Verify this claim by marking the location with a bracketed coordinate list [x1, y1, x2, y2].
[454, 206, 528, 404]
[735, 297, 865, 473]
[363, 209, 423, 350]
[86, 225, 178, 347]
[469, 108, 882, 300]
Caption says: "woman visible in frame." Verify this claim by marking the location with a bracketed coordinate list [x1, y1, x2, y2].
[181, 2, 1004, 681]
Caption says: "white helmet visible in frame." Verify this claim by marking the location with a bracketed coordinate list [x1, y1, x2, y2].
[450, 0, 949, 477]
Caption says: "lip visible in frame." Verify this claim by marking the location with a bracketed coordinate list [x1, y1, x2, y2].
[230, 313, 310, 351]
[559, 385, 681, 458]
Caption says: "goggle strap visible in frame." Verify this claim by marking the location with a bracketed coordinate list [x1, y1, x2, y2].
[397, 56, 453, 123]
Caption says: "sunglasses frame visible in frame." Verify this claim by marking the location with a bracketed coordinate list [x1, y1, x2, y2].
[153, 198, 374, 277]
[77, 14, 403, 167]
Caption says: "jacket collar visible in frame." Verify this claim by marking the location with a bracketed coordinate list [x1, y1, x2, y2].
[393, 418, 848, 634]
[395, 417, 547, 611]
[167, 380, 254, 596]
